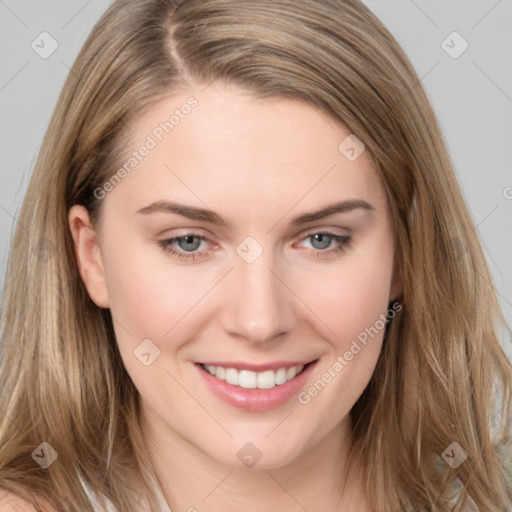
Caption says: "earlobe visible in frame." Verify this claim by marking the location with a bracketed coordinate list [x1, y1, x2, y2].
[68, 205, 110, 308]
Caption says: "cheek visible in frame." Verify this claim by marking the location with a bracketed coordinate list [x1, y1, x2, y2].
[296, 241, 395, 348]
[293, 255, 393, 430]
[100, 237, 219, 344]
[336, 263, 392, 342]
[100, 246, 222, 398]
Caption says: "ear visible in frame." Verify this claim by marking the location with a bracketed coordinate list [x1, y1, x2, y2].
[68, 205, 110, 308]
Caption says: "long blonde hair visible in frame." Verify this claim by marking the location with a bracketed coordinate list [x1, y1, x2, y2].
[1, 0, 510, 510]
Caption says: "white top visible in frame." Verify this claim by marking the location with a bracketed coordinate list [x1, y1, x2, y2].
[79, 472, 477, 511]
[79, 475, 172, 512]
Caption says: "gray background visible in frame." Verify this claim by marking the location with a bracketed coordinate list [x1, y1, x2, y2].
[0, 1, 511, 359]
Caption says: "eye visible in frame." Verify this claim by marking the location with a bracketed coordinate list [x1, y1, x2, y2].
[175, 234, 203, 252]
[297, 231, 352, 258]
[157, 233, 210, 261]
[157, 230, 352, 262]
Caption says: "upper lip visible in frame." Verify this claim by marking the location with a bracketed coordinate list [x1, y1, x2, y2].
[197, 360, 317, 372]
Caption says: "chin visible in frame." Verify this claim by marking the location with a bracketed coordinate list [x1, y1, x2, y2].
[205, 438, 306, 471]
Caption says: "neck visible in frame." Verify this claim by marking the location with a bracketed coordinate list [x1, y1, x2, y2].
[141, 404, 371, 512]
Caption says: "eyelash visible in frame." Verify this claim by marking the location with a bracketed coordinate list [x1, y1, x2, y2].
[157, 231, 352, 261]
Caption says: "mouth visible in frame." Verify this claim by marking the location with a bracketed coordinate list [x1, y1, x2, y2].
[195, 359, 319, 412]
[199, 362, 311, 389]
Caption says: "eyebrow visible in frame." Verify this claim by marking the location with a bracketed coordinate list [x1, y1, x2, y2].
[136, 199, 374, 228]
[290, 199, 374, 225]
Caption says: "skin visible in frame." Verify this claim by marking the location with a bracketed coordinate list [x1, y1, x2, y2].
[69, 82, 400, 511]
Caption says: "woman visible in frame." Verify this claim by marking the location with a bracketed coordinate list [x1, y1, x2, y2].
[0, 0, 510, 511]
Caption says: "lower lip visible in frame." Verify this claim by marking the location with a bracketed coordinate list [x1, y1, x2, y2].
[195, 361, 318, 412]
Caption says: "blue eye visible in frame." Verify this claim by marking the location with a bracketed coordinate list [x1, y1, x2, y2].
[309, 233, 334, 250]
[300, 232, 352, 257]
[176, 235, 202, 252]
[157, 234, 208, 260]
[157, 231, 352, 262]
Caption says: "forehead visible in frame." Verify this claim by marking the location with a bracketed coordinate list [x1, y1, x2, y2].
[105, 82, 386, 222]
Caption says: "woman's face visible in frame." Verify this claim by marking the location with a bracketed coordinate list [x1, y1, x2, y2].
[70, 83, 399, 469]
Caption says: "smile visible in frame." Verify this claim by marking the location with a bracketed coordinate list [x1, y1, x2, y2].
[196, 360, 319, 412]
[201, 363, 306, 389]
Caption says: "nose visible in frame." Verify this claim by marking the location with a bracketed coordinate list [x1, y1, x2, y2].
[219, 250, 297, 346]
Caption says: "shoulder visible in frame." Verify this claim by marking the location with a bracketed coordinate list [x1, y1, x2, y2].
[0, 489, 57, 512]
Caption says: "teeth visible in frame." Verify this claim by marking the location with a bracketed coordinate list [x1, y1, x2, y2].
[257, 370, 275, 389]
[203, 363, 305, 389]
[286, 366, 297, 380]
[204, 364, 216, 376]
[275, 367, 287, 385]
[239, 370, 257, 389]
[225, 367, 239, 386]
